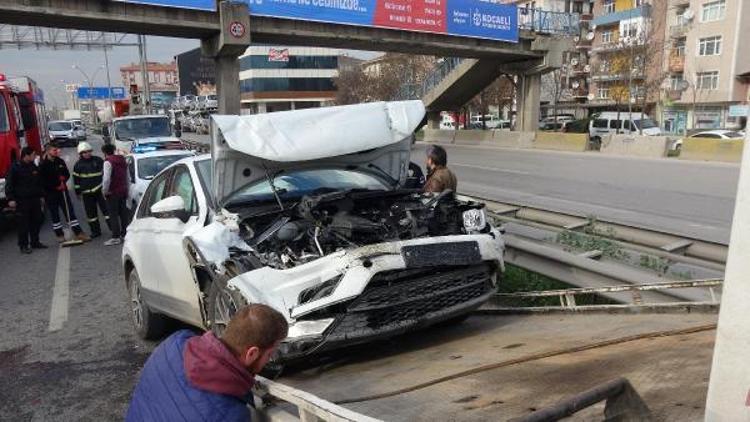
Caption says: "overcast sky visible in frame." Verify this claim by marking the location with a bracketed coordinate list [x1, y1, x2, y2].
[0, 36, 379, 109]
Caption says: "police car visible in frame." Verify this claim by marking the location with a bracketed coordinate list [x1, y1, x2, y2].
[126, 145, 195, 210]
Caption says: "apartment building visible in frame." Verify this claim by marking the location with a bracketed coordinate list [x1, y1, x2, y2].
[238, 46, 340, 114]
[661, 0, 750, 133]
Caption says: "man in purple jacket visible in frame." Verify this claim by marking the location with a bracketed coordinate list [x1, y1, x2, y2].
[126, 304, 288, 421]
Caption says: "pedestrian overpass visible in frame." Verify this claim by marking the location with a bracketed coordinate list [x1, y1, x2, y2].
[2, 0, 572, 130]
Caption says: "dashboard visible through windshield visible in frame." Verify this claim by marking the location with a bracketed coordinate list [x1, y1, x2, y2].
[226, 168, 389, 206]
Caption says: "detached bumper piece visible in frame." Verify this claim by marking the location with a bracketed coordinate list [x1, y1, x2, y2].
[289, 264, 495, 359]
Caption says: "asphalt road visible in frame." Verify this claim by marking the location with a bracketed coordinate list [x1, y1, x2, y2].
[415, 144, 739, 244]
[0, 136, 158, 421]
[184, 131, 740, 244]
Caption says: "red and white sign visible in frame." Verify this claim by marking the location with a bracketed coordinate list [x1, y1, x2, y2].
[229, 21, 246, 38]
[268, 48, 290, 62]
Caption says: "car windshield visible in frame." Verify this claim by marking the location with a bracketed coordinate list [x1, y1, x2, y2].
[208, 95, 217, 100]
[49, 122, 72, 131]
[226, 168, 389, 206]
[634, 119, 657, 129]
[137, 154, 191, 180]
[114, 118, 170, 140]
[195, 159, 212, 193]
[724, 131, 743, 138]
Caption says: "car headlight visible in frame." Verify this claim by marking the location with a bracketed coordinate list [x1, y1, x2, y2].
[463, 208, 487, 233]
[286, 318, 335, 340]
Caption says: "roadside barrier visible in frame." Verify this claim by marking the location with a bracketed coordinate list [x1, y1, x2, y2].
[533, 132, 588, 152]
[679, 138, 744, 163]
[600, 134, 671, 158]
[422, 129, 456, 144]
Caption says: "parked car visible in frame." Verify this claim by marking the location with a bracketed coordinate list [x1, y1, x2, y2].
[48, 120, 79, 147]
[121, 101, 506, 364]
[672, 130, 745, 151]
[561, 119, 590, 133]
[126, 149, 195, 210]
[589, 112, 661, 144]
[539, 114, 575, 130]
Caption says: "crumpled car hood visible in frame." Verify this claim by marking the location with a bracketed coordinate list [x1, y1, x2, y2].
[210, 101, 425, 207]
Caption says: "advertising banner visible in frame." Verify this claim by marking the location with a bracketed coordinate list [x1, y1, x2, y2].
[115, 0, 518, 43]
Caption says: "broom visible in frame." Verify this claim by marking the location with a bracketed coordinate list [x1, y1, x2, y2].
[58, 176, 84, 248]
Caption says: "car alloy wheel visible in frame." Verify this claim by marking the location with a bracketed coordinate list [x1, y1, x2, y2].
[129, 271, 145, 330]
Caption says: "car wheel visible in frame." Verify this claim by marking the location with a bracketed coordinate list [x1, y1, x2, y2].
[206, 275, 249, 337]
[127, 268, 168, 340]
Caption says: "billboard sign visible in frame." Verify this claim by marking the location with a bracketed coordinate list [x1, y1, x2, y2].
[114, 0, 519, 43]
[268, 48, 290, 62]
[76, 87, 127, 100]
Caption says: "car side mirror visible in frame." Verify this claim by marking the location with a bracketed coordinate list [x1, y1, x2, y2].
[150, 195, 189, 223]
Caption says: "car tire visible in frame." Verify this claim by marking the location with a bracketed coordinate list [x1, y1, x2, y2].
[127, 268, 168, 340]
[206, 274, 249, 337]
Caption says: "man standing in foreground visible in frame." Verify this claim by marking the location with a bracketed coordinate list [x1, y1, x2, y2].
[423, 145, 457, 193]
[39, 144, 90, 243]
[73, 142, 109, 238]
[126, 304, 289, 422]
[101, 143, 130, 246]
[5, 147, 47, 253]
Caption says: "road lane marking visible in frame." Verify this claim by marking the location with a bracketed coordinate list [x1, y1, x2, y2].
[452, 162, 531, 175]
[48, 246, 70, 332]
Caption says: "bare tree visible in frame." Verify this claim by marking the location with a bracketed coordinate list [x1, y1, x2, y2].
[467, 75, 515, 128]
[334, 54, 437, 104]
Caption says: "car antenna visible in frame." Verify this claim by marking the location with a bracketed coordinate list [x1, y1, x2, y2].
[263, 164, 285, 211]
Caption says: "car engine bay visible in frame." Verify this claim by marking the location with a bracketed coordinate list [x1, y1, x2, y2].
[230, 190, 489, 270]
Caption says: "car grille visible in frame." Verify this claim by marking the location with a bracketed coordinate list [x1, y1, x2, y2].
[322, 264, 494, 343]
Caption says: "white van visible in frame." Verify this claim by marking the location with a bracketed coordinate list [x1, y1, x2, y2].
[589, 112, 661, 141]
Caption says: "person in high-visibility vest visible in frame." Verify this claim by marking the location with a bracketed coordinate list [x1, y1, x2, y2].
[39, 144, 90, 243]
[73, 142, 110, 238]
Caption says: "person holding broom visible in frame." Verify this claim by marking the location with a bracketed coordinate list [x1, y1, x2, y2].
[39, 144, 90, 244]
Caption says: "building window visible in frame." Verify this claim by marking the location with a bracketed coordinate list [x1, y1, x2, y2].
[603, 0, 615, 14]
[601, 30, 614, 44]
[675, 8, 688, 26]
[597, 86, 610, 99]
[674, 39, 686, 56]
[698, 36, 722, 56]
[239, 77, 337, 93]
[696, 71, 719, 90]
[701, 0, 726, 22]
[670, 73, 685, 91]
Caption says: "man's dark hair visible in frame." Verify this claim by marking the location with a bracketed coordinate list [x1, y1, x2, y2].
[426, 145, 447, 167]
[20, 146, 35, 158]
[45, 143, 58, 152]
[221, 304, 288, 352]
[101, 143, 116, 155]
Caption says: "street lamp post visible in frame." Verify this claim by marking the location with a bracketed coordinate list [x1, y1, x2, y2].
[72, 65, 104, 126]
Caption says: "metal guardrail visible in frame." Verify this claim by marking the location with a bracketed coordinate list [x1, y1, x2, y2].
[511, 377, 652, 422]
[395, 57, 464, 101]
[485, 279, 722, 313]
[253, 376, 383, 422]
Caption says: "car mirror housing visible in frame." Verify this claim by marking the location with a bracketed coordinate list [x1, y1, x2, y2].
[150, 195, 189, 222]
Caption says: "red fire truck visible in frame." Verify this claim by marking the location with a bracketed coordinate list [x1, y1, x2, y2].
[9, 76, 48, 154]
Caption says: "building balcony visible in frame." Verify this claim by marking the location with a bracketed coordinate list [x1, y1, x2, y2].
[670, 0, 690, 6]
[665, 89, 684, 101]
[670, 24, 689, 39]
[591, 71, 645, 82]
[580, 13, 594, 22]
[669, 55, 685, 73]
[591, 5, 651, 27]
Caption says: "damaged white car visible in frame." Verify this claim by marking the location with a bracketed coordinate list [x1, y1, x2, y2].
[122, 101, 505, 361]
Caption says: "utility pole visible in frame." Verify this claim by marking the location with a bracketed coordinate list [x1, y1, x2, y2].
[137, 34, 152, 115]
[103, 34, 114, 120]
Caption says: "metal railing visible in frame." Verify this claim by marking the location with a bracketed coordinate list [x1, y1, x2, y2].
[394, 57, 464, 101]
[253, 376, 383, 421]
[518, 8, 581, 35]
[486, 279, 722, 313]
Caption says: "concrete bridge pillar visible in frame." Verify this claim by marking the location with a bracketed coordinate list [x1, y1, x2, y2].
[426, 111, 441, 129]
[200, 1, 250, 115]
[516, 73, 541, 132]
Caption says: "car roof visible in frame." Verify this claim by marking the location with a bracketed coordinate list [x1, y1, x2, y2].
[113, 115, 168, 122]
[129, 149, 195, 159]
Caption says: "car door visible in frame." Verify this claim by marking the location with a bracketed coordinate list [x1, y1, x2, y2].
[128, 168, 171, 296]
[147, 164, 205, 326]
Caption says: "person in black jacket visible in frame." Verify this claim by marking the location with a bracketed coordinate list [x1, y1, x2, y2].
[5, 147, 47, 253]
[73, 142, 110, 238]
[39, 144, 90, 243]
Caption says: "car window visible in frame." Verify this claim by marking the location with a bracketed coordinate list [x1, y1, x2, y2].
[609, 120, 621, 129]
[49, 122, 72, 131]
[593, 119, 608, 128]
[137, 154, 191, 180]
[127, 157, 136, 182]
[694, 133, 721, 139]
[0, 96, 8, 133]
[138, 170, 170, 218]
[170, 166, 197, 215]
[724, 132, 742, 138]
